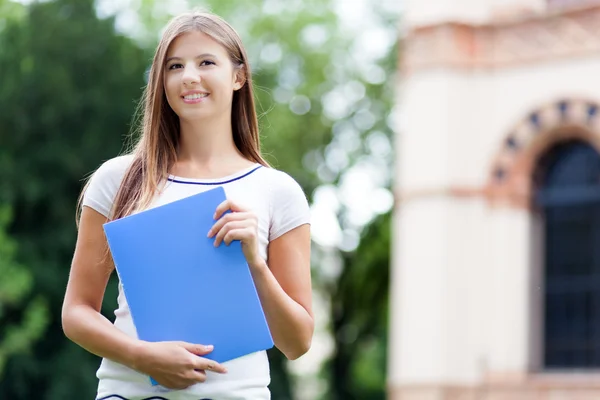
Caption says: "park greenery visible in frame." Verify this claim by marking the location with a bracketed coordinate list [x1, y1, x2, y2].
[0, 0, 397, 398]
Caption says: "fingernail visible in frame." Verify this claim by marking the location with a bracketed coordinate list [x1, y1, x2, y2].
[205, 345, 214, 351]
[207, 230, 212, 237]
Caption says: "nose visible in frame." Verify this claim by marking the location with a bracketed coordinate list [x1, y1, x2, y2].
[182, 63, 201, 86]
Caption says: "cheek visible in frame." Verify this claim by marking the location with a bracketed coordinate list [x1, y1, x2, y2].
[163, 77, 178, 106]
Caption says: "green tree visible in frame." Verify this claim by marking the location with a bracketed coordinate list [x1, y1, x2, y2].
[130, 0, 342, 192]
[326, 211, 391, 399]
[0, 205, 48, 377]
[0, 0, 339, 397]
[0, 0, 399, 398]
[0, 0, 26, 24]
[0, 0, 149, 397]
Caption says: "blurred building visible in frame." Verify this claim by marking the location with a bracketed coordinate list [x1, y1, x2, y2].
[390, 0, 600, 399]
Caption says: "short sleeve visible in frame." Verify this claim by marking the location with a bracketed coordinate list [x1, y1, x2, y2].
[269, 171, 311, 241]
[82, 155, 133, 218]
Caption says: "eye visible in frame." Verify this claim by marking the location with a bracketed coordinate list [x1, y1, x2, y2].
[200, 60, 216, 67]
[168, 63, 183, 70]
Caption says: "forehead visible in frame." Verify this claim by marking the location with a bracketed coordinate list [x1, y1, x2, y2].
[166, 31, 228, 58]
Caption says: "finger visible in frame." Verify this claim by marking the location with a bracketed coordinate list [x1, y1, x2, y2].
[201, 359, 228, 374]
[213, 200, 232, 220]
[223, 227, 253, 246]
[190, 369, 208, 383]
[214, 221, 248, 247]
[178, 342, 214, 356]
[192, 356, 217, 372]
[207, 212, 250, 238]
[167, 374, 203, 389]
[213, 200, 247, 220]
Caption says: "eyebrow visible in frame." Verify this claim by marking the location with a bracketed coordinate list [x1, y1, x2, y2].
[165, 53, 218, 63]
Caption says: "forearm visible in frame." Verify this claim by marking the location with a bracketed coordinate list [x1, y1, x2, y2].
[62, 305, 142, 369]
[250, 260, 314, 360]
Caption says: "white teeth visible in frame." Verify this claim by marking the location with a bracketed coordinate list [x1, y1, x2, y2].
[183, 93, 208, 100]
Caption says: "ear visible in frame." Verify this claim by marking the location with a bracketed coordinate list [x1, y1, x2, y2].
[233, 64, 246, 91]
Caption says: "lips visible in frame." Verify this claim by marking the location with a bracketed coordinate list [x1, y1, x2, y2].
[181, 91, 210, 104]
[182, 93, 209, 100]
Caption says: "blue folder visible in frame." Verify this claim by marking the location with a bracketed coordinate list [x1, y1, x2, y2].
[103, 186, 273, 384]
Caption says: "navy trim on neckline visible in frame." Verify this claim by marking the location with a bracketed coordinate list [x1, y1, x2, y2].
[97, 396, 169, 400]
[167, 165, 262, 185]
[97, 396, 213, 400]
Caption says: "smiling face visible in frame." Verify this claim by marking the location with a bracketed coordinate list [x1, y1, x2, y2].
[163, 30, 245, 123]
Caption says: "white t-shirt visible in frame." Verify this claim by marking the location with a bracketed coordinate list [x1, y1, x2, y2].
[81, 154, 311, 400]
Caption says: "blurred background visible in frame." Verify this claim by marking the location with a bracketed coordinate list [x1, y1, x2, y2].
[2, 0, 600, 399]
[0, 0, 397, 398]
[390, 0, 600, 399]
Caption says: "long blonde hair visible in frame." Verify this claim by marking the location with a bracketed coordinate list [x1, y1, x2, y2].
[78, 11, 268, 223]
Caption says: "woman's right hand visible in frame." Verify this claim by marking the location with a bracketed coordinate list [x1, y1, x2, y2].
[133, 341, 228, 389]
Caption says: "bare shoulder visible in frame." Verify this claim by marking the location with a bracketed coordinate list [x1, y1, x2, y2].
[64, 205, 114, 312]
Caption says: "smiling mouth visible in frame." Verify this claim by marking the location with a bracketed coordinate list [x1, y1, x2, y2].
[182, 93, 209, 100]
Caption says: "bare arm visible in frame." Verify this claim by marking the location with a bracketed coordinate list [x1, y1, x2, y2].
[62, 206, 225, 389]
[207, 198, 315, 360]
[250, 224, 314, 360]
[61, 206, 142, 367]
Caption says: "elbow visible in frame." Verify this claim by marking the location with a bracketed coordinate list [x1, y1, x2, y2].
[61, 304, 78, 342]
[284, 337, 312, 360]
[61, 307, 73, 340]
[283, 319, 314, 360]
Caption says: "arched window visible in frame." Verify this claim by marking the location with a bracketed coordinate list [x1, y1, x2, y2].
[534, 140, 600, 368]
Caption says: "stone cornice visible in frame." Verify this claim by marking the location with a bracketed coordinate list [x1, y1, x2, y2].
[402, 4, 600, 72]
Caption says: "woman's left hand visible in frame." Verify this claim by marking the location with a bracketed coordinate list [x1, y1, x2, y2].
[207, 200, 263, 268]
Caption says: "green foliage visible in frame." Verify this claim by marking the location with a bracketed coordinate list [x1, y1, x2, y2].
[325, 211, 391, 400]
[0, 0, 397, 398]
[0, 0, 26, 27]
[0, 205, 49, 376]
[0, 0, 148, 397]
[131, 0, 342, 196]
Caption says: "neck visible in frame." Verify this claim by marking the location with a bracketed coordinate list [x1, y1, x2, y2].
[176, 114, 242, 166]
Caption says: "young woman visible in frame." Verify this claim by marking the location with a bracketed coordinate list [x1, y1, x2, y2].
[61, 11, 313, 400]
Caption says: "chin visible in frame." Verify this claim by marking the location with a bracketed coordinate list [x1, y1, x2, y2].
[177, 110, 212, 122]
